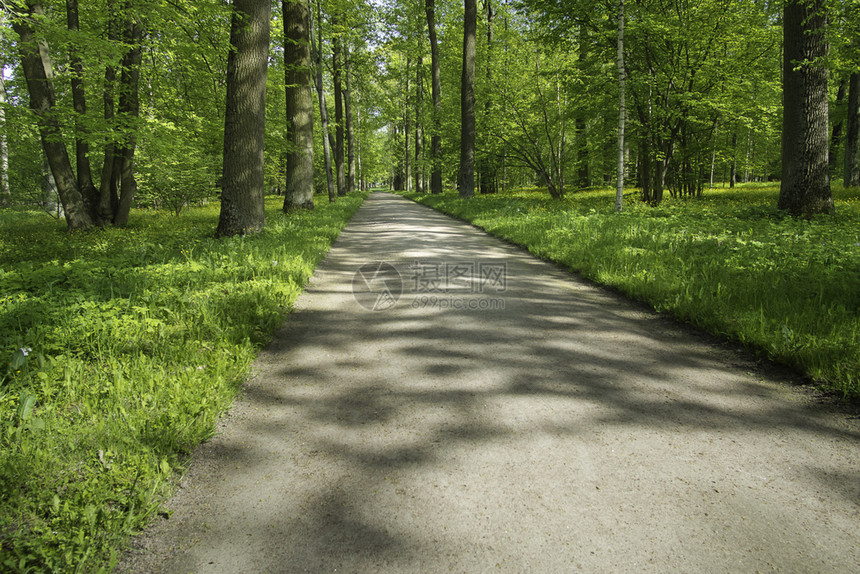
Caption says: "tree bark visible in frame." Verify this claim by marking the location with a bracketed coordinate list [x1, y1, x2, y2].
[845, 72, 860, 187]
[479, 0, 496, 194]
[829, 78, 846, 176]
[0, 56, 9, 206]
[216, 0, 270, 236]
[426, 0, 443, 194]
[615, 0, 625, 212]
[332, 20, 346, 196]
[66, 0, 100, 222]
[113, 7, 143, 227]
[12, 1, 92, 230]
[459, 0, 477, 198]
[98, 2, 120, 222]
[311, 0, 335, 202]
[778, 0, 833, 215]
[344, 44, 356, 193]
[415, 59, 424, 194]
[283, 0, 315, 210]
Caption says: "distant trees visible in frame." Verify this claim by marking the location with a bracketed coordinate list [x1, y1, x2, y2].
[216, 0, 270, 236]
[3, 0, 859, 222]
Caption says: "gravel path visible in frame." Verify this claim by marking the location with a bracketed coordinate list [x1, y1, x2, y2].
[118, 192, 860, 573]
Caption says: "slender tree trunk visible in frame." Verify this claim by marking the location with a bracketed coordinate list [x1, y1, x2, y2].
[615, 0, 625, 212]
[332, 21, 346, 196]
[459, 0, 477, 198]
[66, 0, 100, 223]
[830, 78, 847, 176]
[426, 0, 443, 194]
[479, 0, 496, 195]
[730, 130, 737, 187]
[311, 0, 335, 202]
[0, 58, 9, 206]
[12, 1, 92, 230]
[779, 0, 833, 215]
[415, 60, 424, 194]
[846, 72, 860, 187]
[114, 8, 143, 227]
[99, 2, 119, 222]
[344, 44, 356, 193]
[216, 0, 270, 236]
[404, 57, 411, 192]
[283, 0, 314, 210]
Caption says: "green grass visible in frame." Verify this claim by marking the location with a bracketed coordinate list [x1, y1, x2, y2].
[0, 192, 367, 572]
[399, 184, 860, 398]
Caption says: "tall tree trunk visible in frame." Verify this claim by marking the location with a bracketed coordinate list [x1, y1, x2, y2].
[332, 20, 346, 196]
[479, 0, 497, 194]
[311, 0, 335, 202]
[459, 0, 477, 198]
[829, 77, 846, 176]
[344, 44, 356, 193]
[216, 0, 270, 236]
[615, 0, 625, 212]
[98, 2, 120, 222]
[113, 8, 143, 227]
[12, 1, 92, 230]
[845, 72, 860, 187]
[779, 0, 833, 215]
[426, 0, 443, 194]
[0, 56, 9, 206]
[729, 129, 737, 187]
[66, 0, 100, 223]
[404, 58, 411, 192]
[283, 0, 314, 210]
[415, 59, 424, 194]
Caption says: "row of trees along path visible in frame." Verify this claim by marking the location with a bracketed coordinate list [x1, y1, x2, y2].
[5, 0, 859, 231]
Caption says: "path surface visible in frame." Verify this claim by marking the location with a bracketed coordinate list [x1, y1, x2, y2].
[119, 192, 860, 573]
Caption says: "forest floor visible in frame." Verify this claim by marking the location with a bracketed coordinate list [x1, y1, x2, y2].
[117, 192, 860, 573]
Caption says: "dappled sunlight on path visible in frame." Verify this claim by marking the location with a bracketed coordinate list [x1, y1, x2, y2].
[119, 192, 860, 573]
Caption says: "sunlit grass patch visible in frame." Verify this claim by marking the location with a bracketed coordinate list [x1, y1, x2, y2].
[0, 192, 367, 572]
[401, 184, 860, 398]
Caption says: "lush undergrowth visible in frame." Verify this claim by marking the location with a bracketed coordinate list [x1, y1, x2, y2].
[0, 192, 367, 572]
[400, 184, 860, 398]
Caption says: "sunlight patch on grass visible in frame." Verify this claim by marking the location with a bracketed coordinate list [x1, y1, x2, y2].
[0, 192, 368, 572]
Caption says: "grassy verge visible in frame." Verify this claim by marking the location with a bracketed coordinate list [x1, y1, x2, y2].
[398, 185, 860, 398]
[0, 192, 367, 572]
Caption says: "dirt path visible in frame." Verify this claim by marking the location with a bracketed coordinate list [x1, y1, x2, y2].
[118, 192, 860, 573]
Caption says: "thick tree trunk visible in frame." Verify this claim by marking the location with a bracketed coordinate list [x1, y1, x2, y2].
[459, 0, 477, 198]
[344, 45, 356, 193]
[113, 8, 143, 226]
[66, 0, 100, 223]
[426, 0, 443, 194]
[311, 0, 335, 202]
[283, 0, 314, 210]
[216, 0, 270, 237]
[845, 72, 860, 187]
[12, 1, 92, 230]
[332, 22, 346, 196]
[779, 0, 833, 215]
